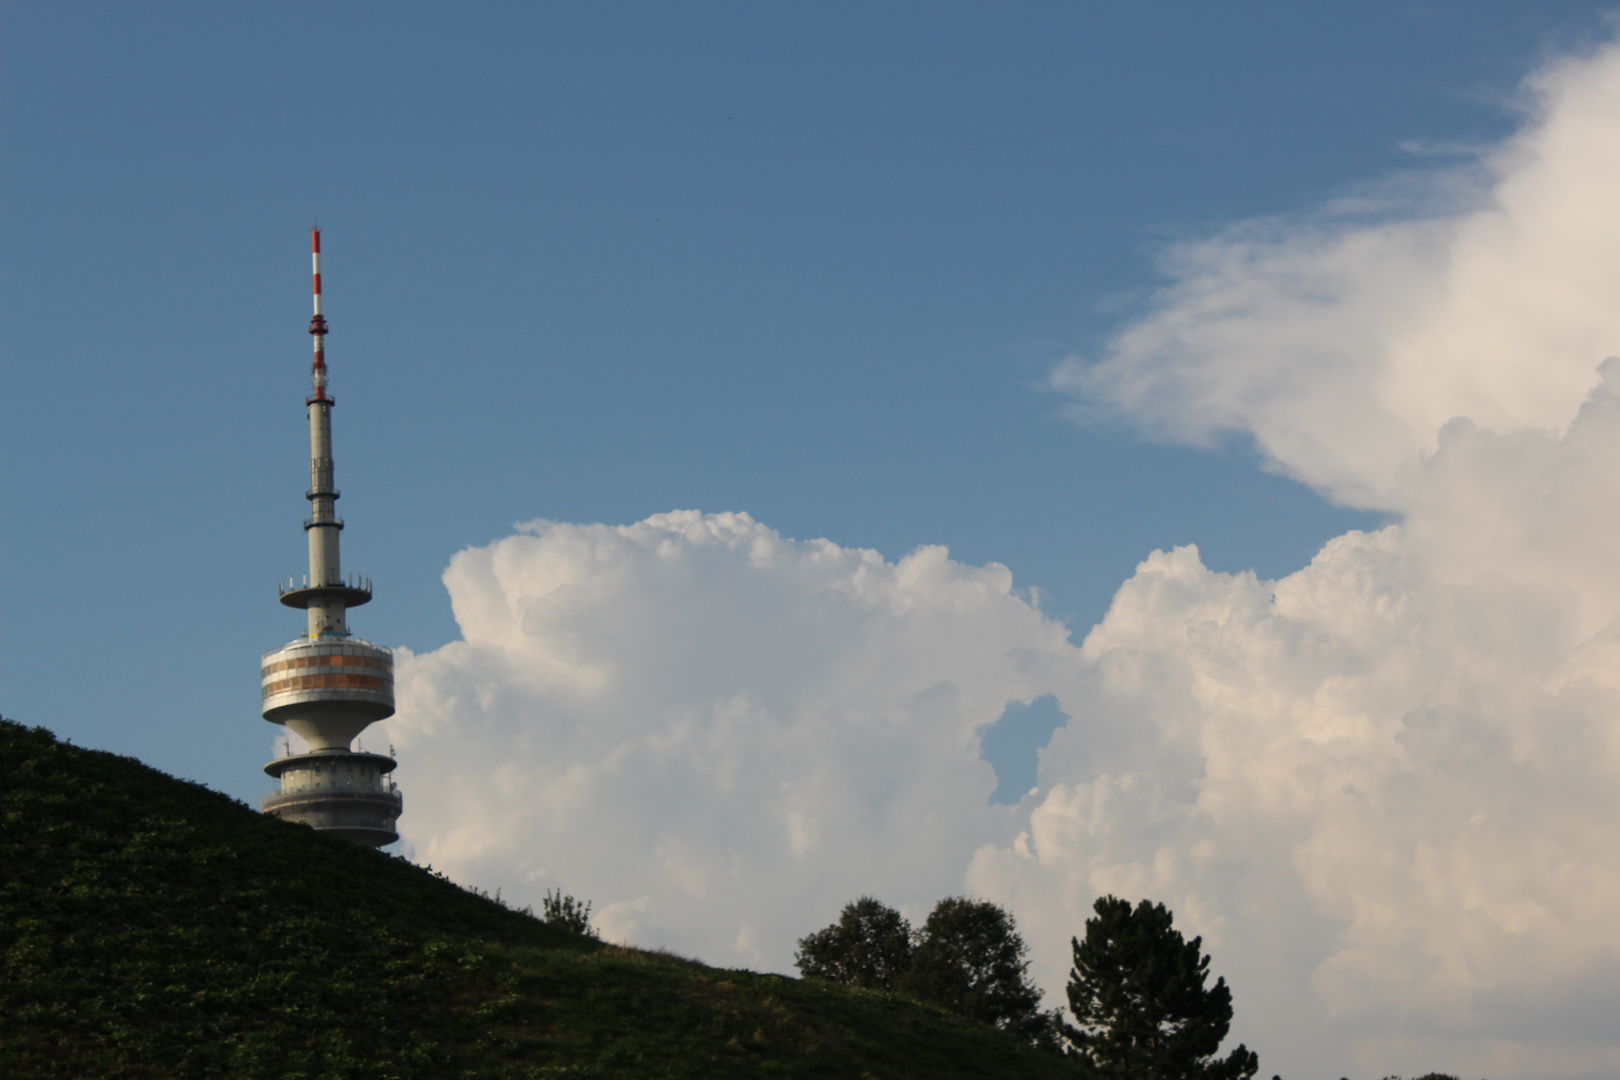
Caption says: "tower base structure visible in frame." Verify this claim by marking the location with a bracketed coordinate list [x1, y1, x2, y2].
[262, 749, 402, 847]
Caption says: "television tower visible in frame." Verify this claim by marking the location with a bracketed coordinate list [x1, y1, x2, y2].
[259, 228, 402, 846]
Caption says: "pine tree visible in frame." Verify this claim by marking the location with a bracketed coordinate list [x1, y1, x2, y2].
[1066, 896, 1260, 1080]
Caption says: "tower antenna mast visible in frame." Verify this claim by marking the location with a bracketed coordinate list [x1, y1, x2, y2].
[310, 226, 328, 403]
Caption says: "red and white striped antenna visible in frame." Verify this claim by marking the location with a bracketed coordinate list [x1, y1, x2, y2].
[308, 226, 329, 404]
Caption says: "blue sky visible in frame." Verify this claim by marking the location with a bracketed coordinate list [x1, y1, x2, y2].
[9, 6, 1620, 1074]
[8, 0, 1593, 794]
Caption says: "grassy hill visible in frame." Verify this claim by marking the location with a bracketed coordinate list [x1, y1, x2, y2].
[0, 719, 1086, 1079]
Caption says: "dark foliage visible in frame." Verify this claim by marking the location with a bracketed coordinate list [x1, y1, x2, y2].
[0, 718, 571, 1078]
[542, 888, 596, 937]
[1066, 895, 1259, 1080]
[900, 896, 1057, 1044]
[797, 894, 1058, 1046]
[0, 719, 1087, 1079]
[794, 896, 915, 990]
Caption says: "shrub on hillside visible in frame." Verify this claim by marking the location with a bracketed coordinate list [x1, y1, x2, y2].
[541, 888, 595, 937]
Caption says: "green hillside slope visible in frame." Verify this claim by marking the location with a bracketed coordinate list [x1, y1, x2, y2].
[0, 720, 1085, 1079]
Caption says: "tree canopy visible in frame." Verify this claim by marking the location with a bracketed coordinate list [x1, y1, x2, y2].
[898, 896, 1054, 1043]
[1065, 896, 1259, 1080]
[794, 896, 915, 990]
[796, 895, 1056, 1045]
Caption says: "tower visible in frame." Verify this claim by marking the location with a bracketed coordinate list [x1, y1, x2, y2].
[259, 228, 402, 847]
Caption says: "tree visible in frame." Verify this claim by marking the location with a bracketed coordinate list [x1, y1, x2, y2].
[794, 896, 915, 990]
[898, 896, 1056, 1043]
[1066, 896, 1259, 1080]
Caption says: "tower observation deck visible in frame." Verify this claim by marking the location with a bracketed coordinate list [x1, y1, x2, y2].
[259, 228, 402, 847]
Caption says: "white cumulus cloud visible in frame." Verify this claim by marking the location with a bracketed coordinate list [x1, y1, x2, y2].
[973, 405, 1620, 1074]
[382, 38, 1620, 1080]
[1014, 35, 1620, 1080]
[389, 510, 1073, 961]
[1054, 41, 1620, 512]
